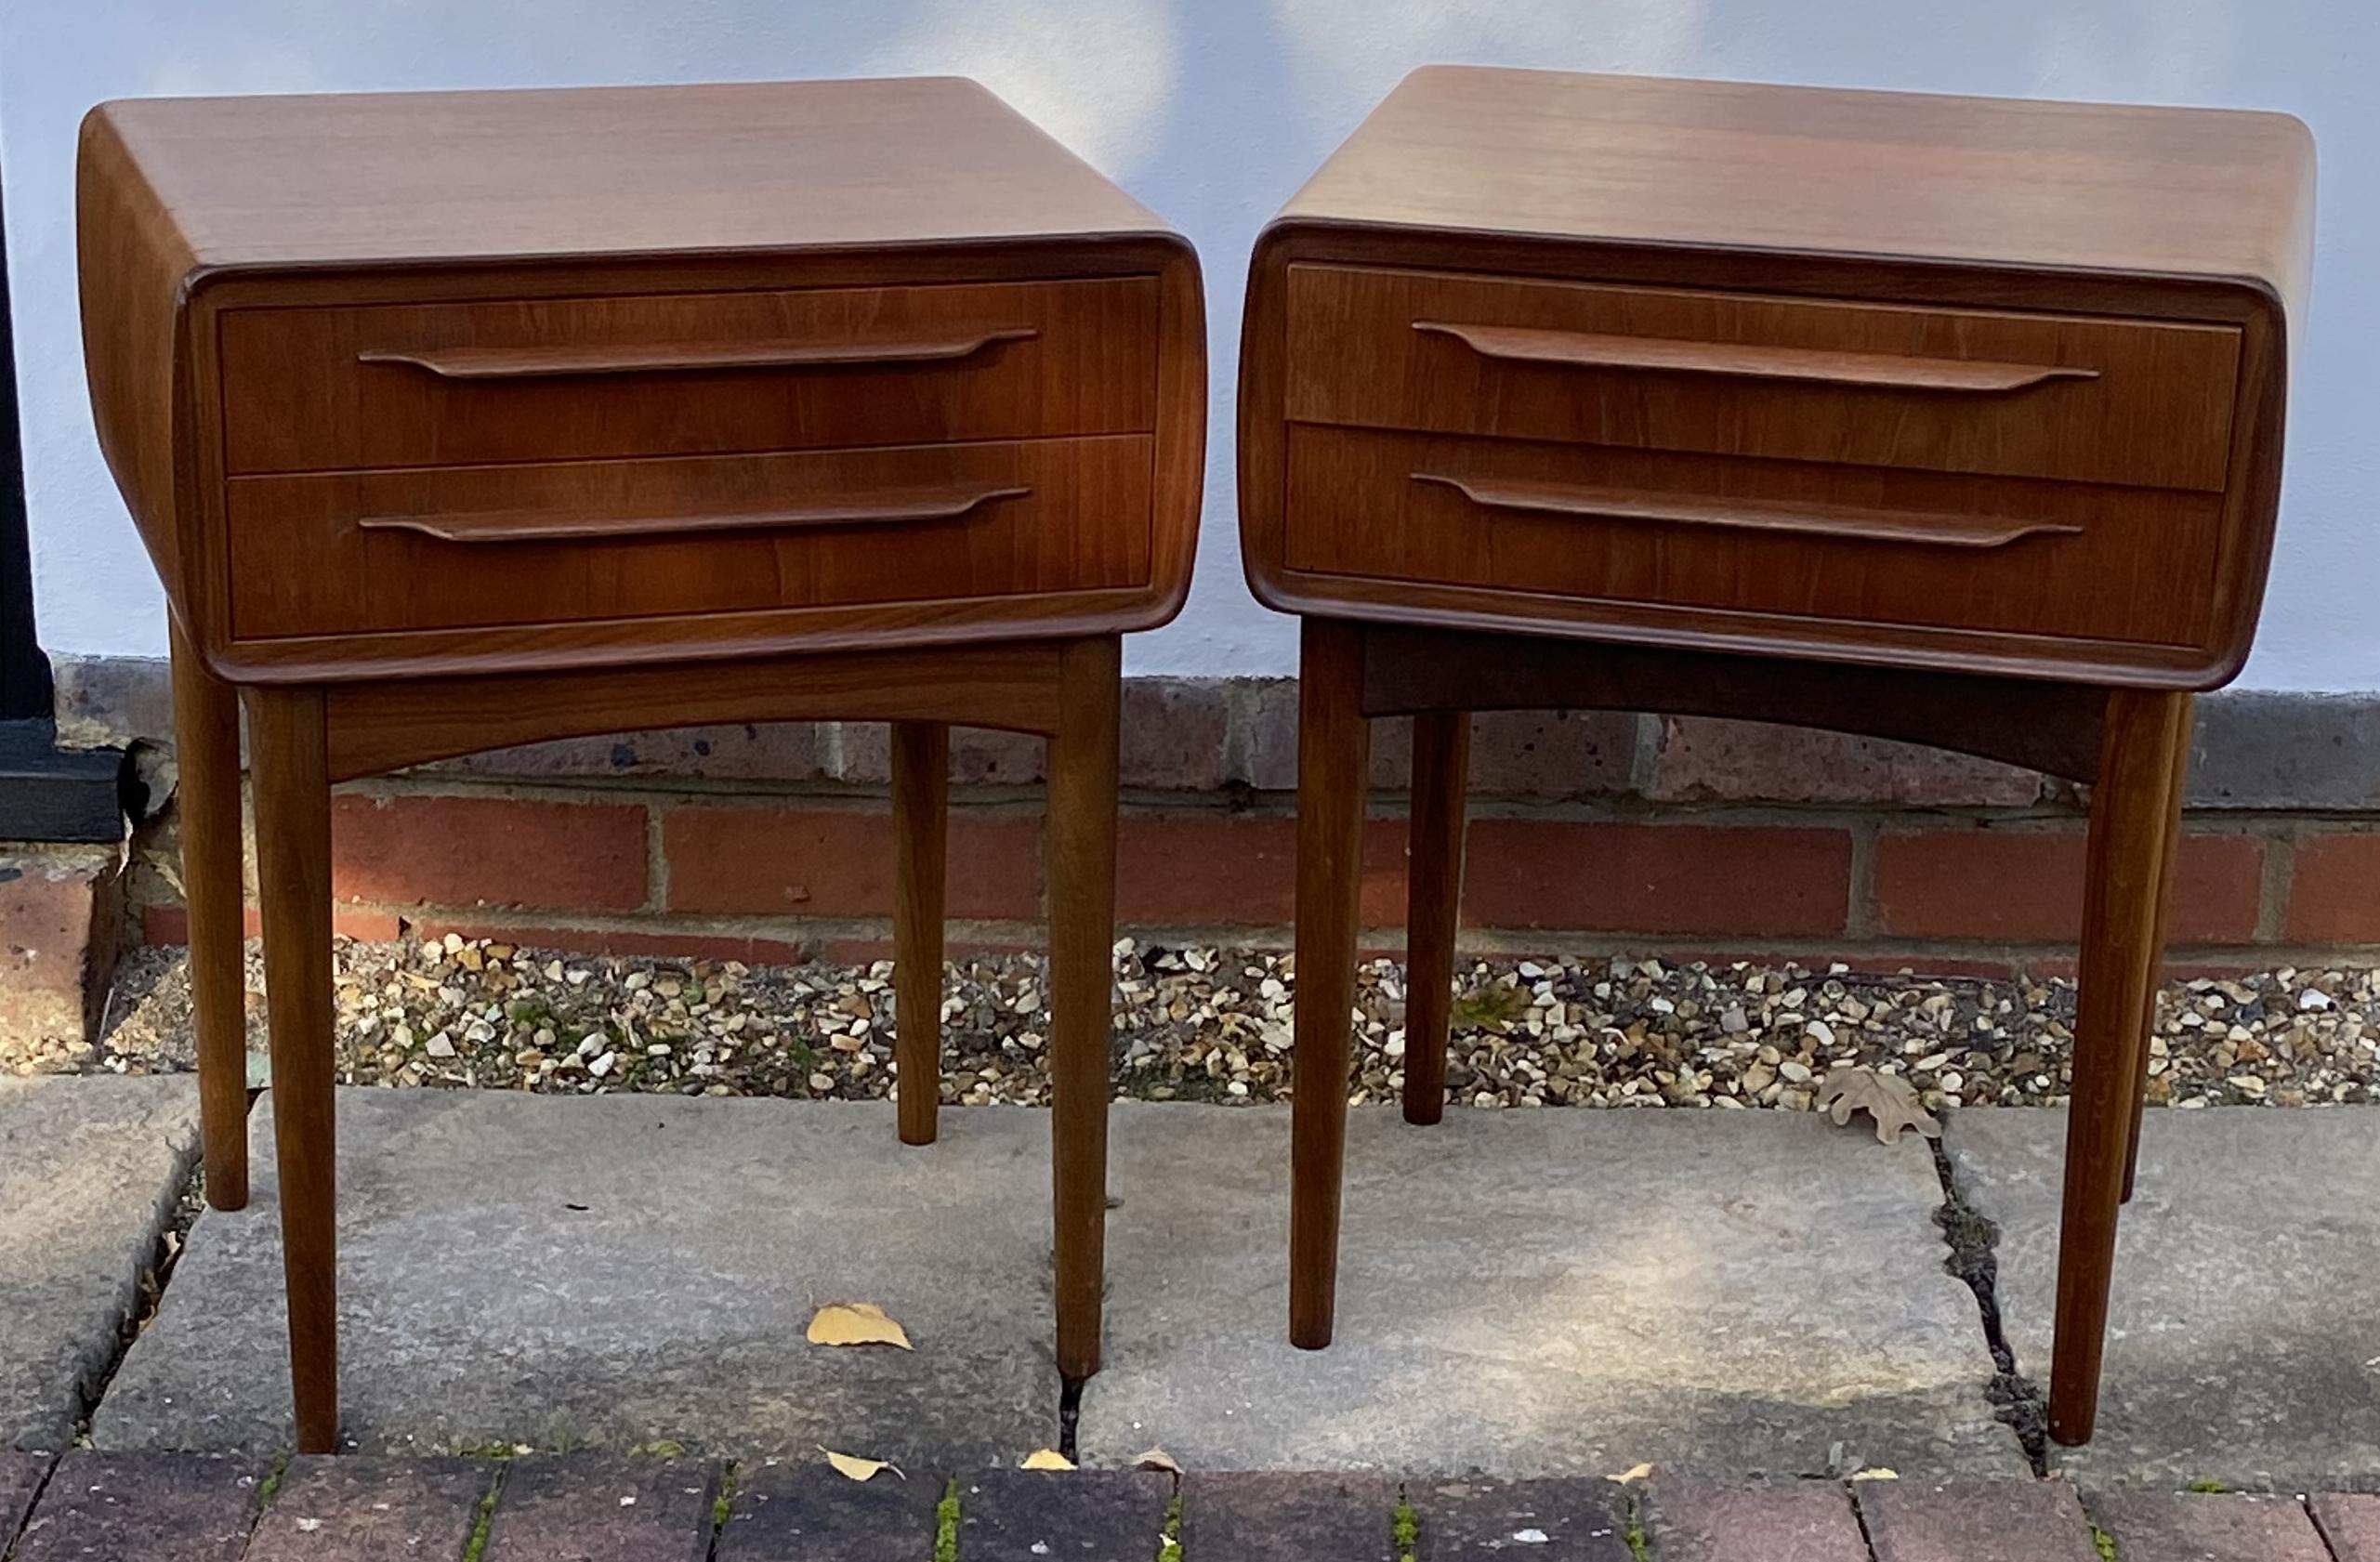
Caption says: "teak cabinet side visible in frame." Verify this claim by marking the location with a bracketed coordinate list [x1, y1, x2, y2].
[1246, 66, 2313, 1451]
[80, 75, 1204, 1454]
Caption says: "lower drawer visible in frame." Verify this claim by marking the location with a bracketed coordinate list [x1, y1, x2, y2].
[227, 436, 1152, 639]
[1282, 426, 2223, 650]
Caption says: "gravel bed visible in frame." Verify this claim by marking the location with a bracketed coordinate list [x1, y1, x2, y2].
[14, 935, 2378, 1115]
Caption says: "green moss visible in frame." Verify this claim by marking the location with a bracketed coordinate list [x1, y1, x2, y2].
[2093, 1524, 2120, 1561]
[460, 1466, 506, 1562]
[711, 1464, 738, 1530]
[255, 1451, 291, 1509]
[1450, 982, 1532, 1030]
[1157, 1494, 1183, 1562]
[2187, 1478, 2231, 1494]
[1392, 1500, 1418, 1562]
[1623, 1491, 1650, 1562]
[936, 1479, 961, 1562]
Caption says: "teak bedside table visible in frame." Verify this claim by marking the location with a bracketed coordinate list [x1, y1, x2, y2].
[1241, 66, 2312, 1446]
[80, 76, 1203, 1452]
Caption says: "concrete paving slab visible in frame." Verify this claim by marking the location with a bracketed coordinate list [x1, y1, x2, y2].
[1643, 1477, 1871, 1562]
[2087, 1490, 2328, 1562]
[243, 1456, 494, 1561]
[959, 1470, 1172, 1562]
[0, 1075, 201, 1448]
[717, 1459, 941, 1562]
[480, 1456, 718, 1562]
[11, 1450, 262, 1562]
[91, 1092, 1059, 1462]
[1409, 1476, 1630, 1560]
[1084, 1106, 2020, 1477]
[1943, 1105, 2380, 1487]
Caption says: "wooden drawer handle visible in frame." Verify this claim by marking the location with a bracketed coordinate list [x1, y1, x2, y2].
[357, 326, 1039, 381]
[358, 482, 1030, 544]
[1411, 472, 2082, 549]
[1412, 321, 2097, 394]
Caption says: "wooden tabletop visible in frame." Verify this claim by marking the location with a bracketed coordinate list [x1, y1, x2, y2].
[1278, 66, 2313, 306]
[82, 76, 1171, 271]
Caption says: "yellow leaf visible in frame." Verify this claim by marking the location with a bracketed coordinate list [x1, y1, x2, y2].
[1132, 1447, 1184, 1476]
[821, 1448, 902, 1482]
[808, 1301, 914, 1350]
[1850, 1467, 1900, 1482]
[1610, 1463, 1655, 1484]
[1019, 1449, 1076, 1471]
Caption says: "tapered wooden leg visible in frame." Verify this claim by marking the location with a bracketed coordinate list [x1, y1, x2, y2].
[1291, 619, 1370, 1350]
[891, 721, 949, 1148]
[1046, 637, 1120, 1380]
[2049, 688, 2190, 1448]
[2123, 714, 2189, 1200]
[243, 685, 339, 1455]
[170, 618, 250, 1211]
[2122, 712, 2191, 1204]
[1402, 710, 1469, 1125]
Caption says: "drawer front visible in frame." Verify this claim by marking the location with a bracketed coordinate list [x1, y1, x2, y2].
[1285, 266, 2241, 493]
[227, 435, 1152, 640]
[221, 276, 1159, 474]
[1282, 426, 2223, 649]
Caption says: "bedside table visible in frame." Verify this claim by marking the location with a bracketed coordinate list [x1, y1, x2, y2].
[80, 76, 1204, 1451]
[1240, 66, 2312, 1446]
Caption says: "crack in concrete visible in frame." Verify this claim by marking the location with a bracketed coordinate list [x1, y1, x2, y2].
[70, 1149, 206, 1443]
[1928, 1137, 2049, 1477]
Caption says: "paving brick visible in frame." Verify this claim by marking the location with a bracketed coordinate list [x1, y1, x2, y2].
[1410, 1477, 1630, 1560]
[662, 803, 1040, 920]
[2284, 832, 2380, 943]
[2090, 1490, 2328, 1562]
[12, 1451, 261, 1562]
[1180, 1473, 1399, 1562]
[1643, 1477, 1870, 1562]
[1858, 1478, 2099, 1562]
[959, 1469, 1172, 1562]
[0, 847, 122, 1051]
[243, 1457, 493, 1560]
[332, 793, 649, 912]
[1650, 716, 2046, 807]
[480, 1457, 718, 1562]
[1870, 828, 2264, 943]
[1122, 679, 1233, 792]
[2189, 690, 2380, 809]
[716, 1460, 940, 1562]
[1464, 820, 1853, 936]
[1115, 814, 1407, 928]
[835, 721, 1047, 786]
[1, 1452, 54, 1546]
[1463, 710, 1640, 800]
[2312, 1493, 2380, 1561]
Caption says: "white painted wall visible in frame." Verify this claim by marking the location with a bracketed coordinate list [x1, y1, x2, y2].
[3, 1, 2373, 687]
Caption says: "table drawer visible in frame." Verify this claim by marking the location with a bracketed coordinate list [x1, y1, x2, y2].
[1285, 266, 2241, 493]
[1282, 426, 2224, 649]
[221, 276, 1160, 475]
[226, 434, 1152, 640]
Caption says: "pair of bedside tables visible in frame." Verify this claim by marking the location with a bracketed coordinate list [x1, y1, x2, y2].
[82, 68, 2310, 1454]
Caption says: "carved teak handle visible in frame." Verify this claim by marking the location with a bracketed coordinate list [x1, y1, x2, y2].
[1411, 472, 2082, 550]
[1413, 321, 2098, 394]
[358, 483, 1031, 544]
[358, 326, 1039, 380]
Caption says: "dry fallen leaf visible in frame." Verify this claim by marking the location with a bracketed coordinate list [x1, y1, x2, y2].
[1133, 1448, 1184, 1476]
[1817, 1067, 1943, 1145]
[1019, 1449, 1076, 1471]
[1609, 1463, 1655, 1485]
[1850, 1467, 1900, 1481]
[821, 1448, 903, 1482]
[808, 1301, 914, 1350]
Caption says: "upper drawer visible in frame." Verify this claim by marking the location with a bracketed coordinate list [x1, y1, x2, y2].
[219, 275, 1160, 474]
[1284, 266, 2242, 492]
